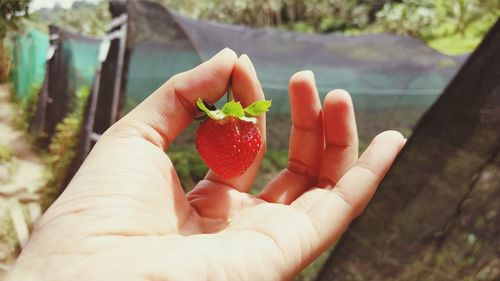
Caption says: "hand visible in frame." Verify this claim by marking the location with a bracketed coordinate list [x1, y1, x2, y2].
[8, 48, 405, 281]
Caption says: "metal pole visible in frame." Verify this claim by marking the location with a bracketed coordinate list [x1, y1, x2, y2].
[83, 63, 102, 156]
[82, 38, 110, 156]
[110, 18, 128, 124]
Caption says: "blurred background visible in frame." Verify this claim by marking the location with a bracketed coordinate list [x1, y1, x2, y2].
[0, 0, 498, 280]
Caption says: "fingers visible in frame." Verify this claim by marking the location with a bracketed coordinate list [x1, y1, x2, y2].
[105, 48, 237, 150]
[317, 90, 358, 188]
[258, 71, 324, 204]
[43, 49, 237, 236]
[204, 54, 267, 192]
[287, 71, 324, 178]
[291, 131, 405, 256]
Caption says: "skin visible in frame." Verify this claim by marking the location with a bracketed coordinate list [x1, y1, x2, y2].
[7, 48, 405, 281]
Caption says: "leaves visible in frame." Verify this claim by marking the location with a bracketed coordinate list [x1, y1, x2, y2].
[196, 98, 212, 114]
[244, 100, 272, 116]
[196, 98, 221, 120]
[221, 100, 245, 118]
[0, 0, 30, 38]
[196, 98, 270, 123]
[157, 0, 387, 34]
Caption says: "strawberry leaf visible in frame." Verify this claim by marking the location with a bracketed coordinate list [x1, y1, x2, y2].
[196, 98, 220, 120]
[221, 100, 244, 118]
[244, 100, 272, 116]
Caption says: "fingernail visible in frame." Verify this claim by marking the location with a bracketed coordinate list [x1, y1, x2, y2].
[302, 70, 315, 79]
[330, 89, 349, 96]
[213, 47, 235, 59]
[241, 54, 258, 78]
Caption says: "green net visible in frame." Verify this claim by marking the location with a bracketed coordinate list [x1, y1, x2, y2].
[64, 37, 101, 91]
[114, 0, 466, 148]
[318, 19, 500, 280]
[30, 26, 100, 142]
[124, 46, 199, 111]
[11, 28, 49, 99]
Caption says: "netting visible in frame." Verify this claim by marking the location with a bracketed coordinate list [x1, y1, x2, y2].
[30, 26, 100, 143]
[124, 0, 200, 111]
[318, 19, 500, 280]
[10, 28, 49, 99]
[118, 0, 465, 147]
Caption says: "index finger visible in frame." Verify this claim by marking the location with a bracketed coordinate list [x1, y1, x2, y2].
[204, 54, 267, 192]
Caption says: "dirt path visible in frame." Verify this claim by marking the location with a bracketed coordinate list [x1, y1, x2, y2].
[0, 84, 46, 278]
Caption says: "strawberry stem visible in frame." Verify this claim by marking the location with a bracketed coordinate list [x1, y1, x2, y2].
[226, 78, 234, 102]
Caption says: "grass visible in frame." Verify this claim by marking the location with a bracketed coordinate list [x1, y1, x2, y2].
[0, 216, 20, 264]
[428, 34, 481, 55]
[0, 145, 14, 164]
[12, 83, 41, 133]
[40, 87, 89, 210]
[426, 15, 498, 55]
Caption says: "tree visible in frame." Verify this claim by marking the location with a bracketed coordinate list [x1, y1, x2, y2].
[0, 0, 31, 81]
[372, 0, 500, 40]
[0, 0, 30, 38]
[33, 1, 110, 37]
[154, 0, 391, 33]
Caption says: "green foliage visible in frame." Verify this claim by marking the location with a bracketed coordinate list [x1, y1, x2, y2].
[12, 82, 40, 132]
[0, 37, 11, 82]
[197, 99, 271, 123]
[267, 150, 288, 167]
[0, 217, 18, 250]
[428, 33, 482, 55]
[40, 86, 89, 209]
[31, 0, 110, 36]
[0, 0, 30, 80]
[153, 0, 498, 54]
[244, 100, 272, 116]
[221, 100, 245, 117]
[0, 144, 14, 164]
[251, 150, 288, 194]
[167, 149, 208, 192]
[22, 0, 497, 55]
[155, 0, 390, 33]
[372, 0, 500, 54]
[0, 0, 30, 38]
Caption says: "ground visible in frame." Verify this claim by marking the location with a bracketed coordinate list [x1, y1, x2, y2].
[0, 84, 46, 279]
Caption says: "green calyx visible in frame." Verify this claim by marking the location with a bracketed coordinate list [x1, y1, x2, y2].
[196, 98, 271, 124]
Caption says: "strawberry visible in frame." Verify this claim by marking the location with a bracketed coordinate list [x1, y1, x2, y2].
[195, 98, 272, 179]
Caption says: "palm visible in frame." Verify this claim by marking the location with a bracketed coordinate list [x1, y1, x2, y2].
[9, 49, 404, 281]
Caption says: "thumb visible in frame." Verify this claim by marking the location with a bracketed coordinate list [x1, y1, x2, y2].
[36, 49, 237, 236]
[105, 48, 237, 150]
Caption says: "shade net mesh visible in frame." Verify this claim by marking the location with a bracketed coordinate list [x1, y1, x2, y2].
[10, 29, 49, 99]
[318, 19, 500, 280]
[119, 0, 465, 148]
[124, 0, 200, 111]
[30, 26, 100, 142]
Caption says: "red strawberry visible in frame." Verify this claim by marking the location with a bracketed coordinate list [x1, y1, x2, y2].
[195, 98, 271, 179]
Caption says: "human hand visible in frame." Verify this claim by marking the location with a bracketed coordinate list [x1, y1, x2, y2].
[8, 48, 405, 281]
